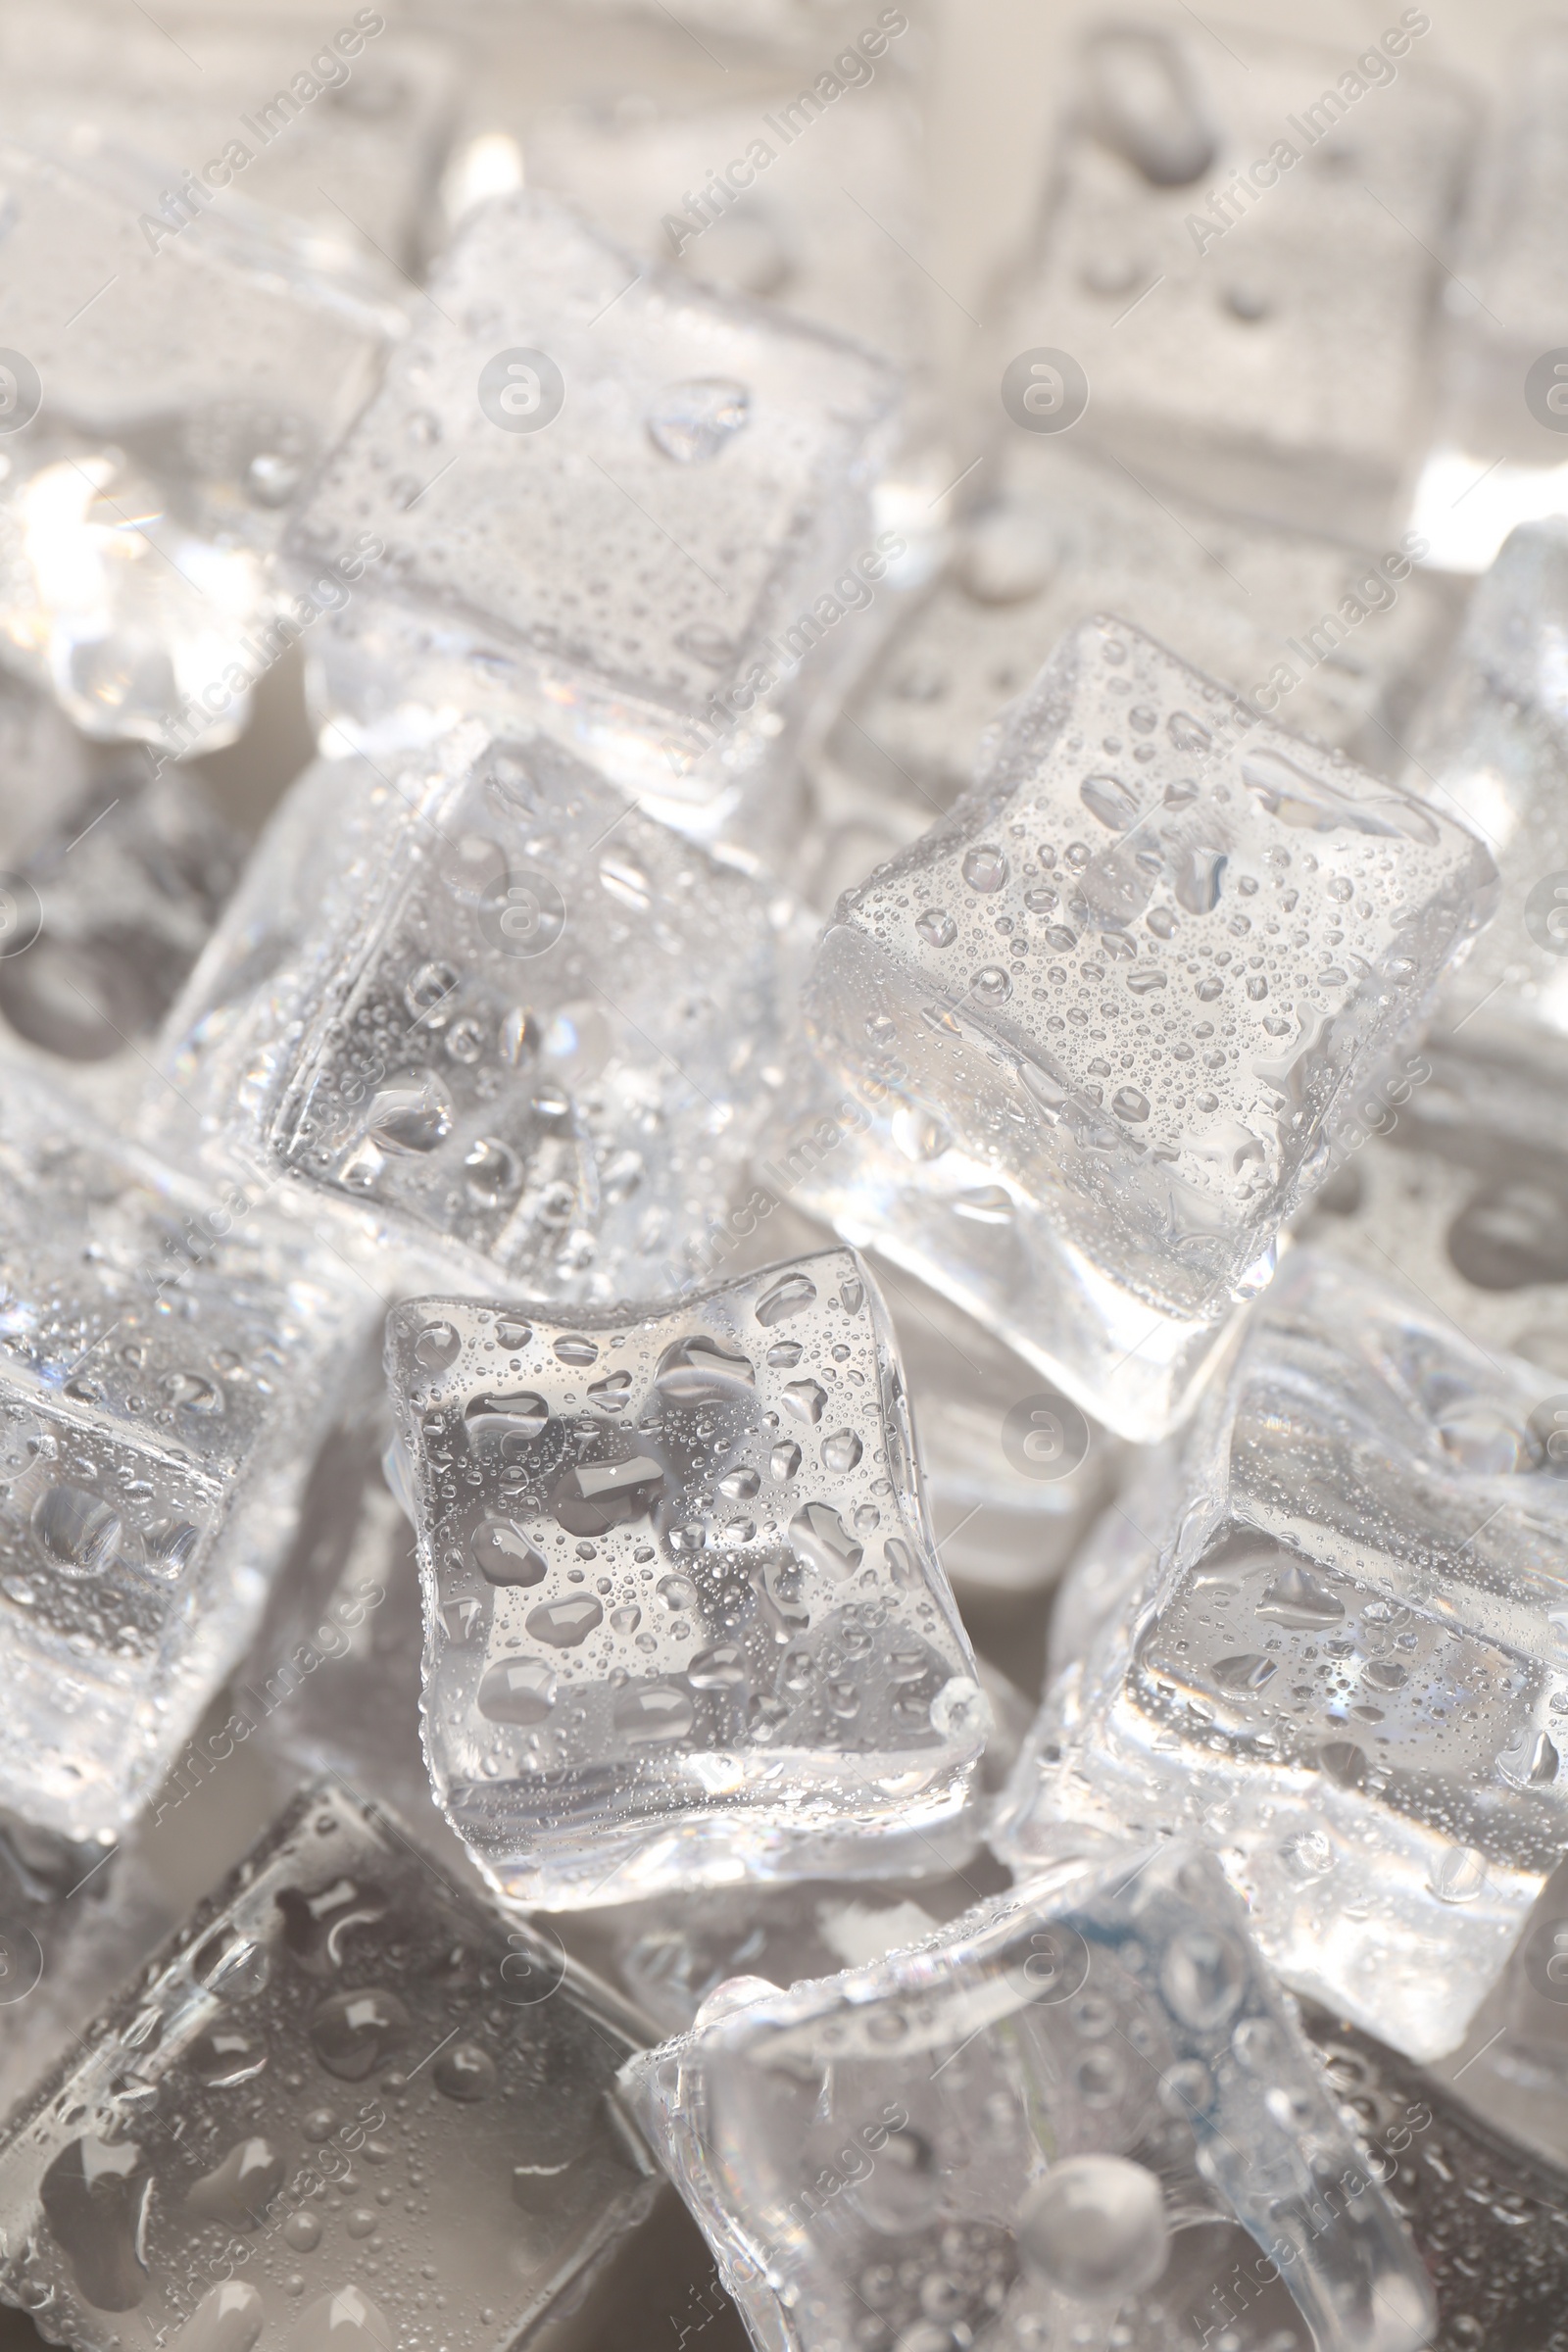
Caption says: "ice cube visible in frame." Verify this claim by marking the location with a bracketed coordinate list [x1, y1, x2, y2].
[0, 672, 92, 867]
[619, 1841, 1435, 2352]
[1406, 30, 1568, 569]
[1293, 1034, 1568, 1378]
[1002, 24, 1472, 540]
[1307, 2004, 1568, 2344]
[0, 7, 465, 276]
[0, 759, 242, 1116]
[140, 725, 797, 1301]
[384, 1247, 987, 1908]
[0, 1782, 658, 2352]
[0, 132, 396, 751]
[1402, 521, 1568, 1070]
[993, 1249, 1568, 2064]
[818, 441, 1459, 835]
[285, 191, 900, 847]
[796, 613, 1495, 1442]
[0, 1067, 376, 1840]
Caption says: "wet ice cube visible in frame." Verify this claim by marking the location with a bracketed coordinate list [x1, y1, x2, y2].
[1292, 1034, 1568, 1377]
[0, 1782, 658, 2352]
[819, 440, 1459, 834]
[286, 191, 899, 846]
[1307, 2005, 1568, 2343]
[1004, 24, 1472, 539]
[1401, 521, 1568, 1068]
[0, 134, 395, 751]
[0, 1066, 374, 1840]
[140, 726, 794, 1301]
[797, 612, 1495, 1442]
[385, 1247, 987, 1908]
[619, 1841, 1434, 2352]
[0, 760, 242, 1115]
[993, 1249, 1568, 2064]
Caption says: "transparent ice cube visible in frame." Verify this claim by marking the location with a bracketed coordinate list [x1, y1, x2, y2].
[1403, 520, 1568, 1068]
[0, 759, 242, 1117]
[140, 725, 797, 1301]
[0, 133, 396, 751]
[0, 1067, 375, 1840]
[286, 191, 900, 846]
[993, 1250, 1568, 2063]
[1293, 1034, 1568, 1380]
[796, 613, 1495, 1442]
[384, 1248, 987, 1908]
[1004, 24, 1473, 539]
[619, 1841, 1434, 2352]
[0, 1782, 658, 2352]
[819, 441, 1460, 836]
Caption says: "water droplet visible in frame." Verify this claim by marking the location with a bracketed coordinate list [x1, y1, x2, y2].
[162, 1370, 223, 1414]
[186, 2026, 268, 2090]
[282, 2211, 321, 2253]
[185, 2138, 285, 2231]
[757, 1271, 818, 1327]
[656, 1335, 756, 1403]
[781, 1381, 826, 1426]
[477, 1657, 557, 1725]
[414, 1320, 461, 1370]
[170, 2280, 265, 2352]
[1160, 1927, 1247, 2030]
[1498, 1729, 1560, 1788]
[552, 1448, 667, 1536]
[33, 1485, 121, 1573]
[645, 376, 751, 463]
[284, 2285, 396, 2352]
[433, 2042, 496, 2101]
[771, 1441, 802, 1481]
[1211, 1652, 1275, 1691]
[688, 1642, 748, 1689]
[405, 960, 460, 1018]
[1016, 2154, 1169, 2300]
[366, 1074, 453, 1154]
[791, 1502, 862, 1579]
[820, 1430, 863, 1473]
[526, 1594, 605, 1648]
[961, 844, 1008, 894]
[308, 1988, 412, 2081]
[916, 908, 956, 948]
[495, 1315, 533, 1349]
[883, 1538, 917, 1587]
[719, 1466, 760, 1500]
[464, 1390, 551, 1446]
[464, 1138, 520, 1203]
[614, 1685, 696, 1742]
[1085, 26, 1215, 186]
[40, 2137, 151, 2310]
[554, 1335, 599, 1366]
[1081, 773, 1140, 830]
[1111, 1086, 1150, 1123]
[972, 966, 1012, 1005]
[470, 1520, 548, 1587]
[1255, 1564, 1344, 1628]
[599, 855, 653, 912]
[1174, 847, 1227, 914]
[854, 2129, 943, 2232]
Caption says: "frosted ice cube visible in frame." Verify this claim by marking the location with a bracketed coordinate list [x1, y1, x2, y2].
[0, 8, 464, 276]
[993, 1250, 1568, 2064]
[0, 760, 242, 1115]
[140, 725, 796, 1301]
[286, 191, 900, 846]
[1293, 1035, 1568, 1379]
[1403, 521, 1568, 1068]
[796, 613, 1495, 1442]
[0, 1782, 658, 2352]
[385, 1247, 987, 1908]
[0, 133, 396, 751]
[1004, 24, 1472, 539]
[619, 1841, 1435, 2352]
[0, 1067, 375, 1840]
[820, 441, 1459, 834]
[1307, 2005, 1568, 2345]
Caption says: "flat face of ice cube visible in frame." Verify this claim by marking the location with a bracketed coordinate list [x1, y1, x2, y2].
[825, 443, 1458, 818]
[1406, 523, 1568, 1054]
[800, 615, 1493, 1436]
[620, 1844, 1433, 2352]
[385, 1249, 985, 1907]
[995, 1250, 1568, 2062]
[1006, 26, 1472, 534]
[0, 1069, 369, 1837]
[150, 729, 791, 1298]
[288, 192, 898, 803]
[0, 1784, 657, 2352]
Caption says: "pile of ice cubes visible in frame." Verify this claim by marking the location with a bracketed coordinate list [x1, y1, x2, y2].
[4, 6, 1568, 2348]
